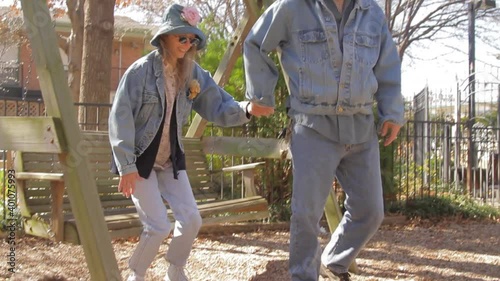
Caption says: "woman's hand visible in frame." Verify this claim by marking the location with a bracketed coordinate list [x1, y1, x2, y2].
[118, 172, 141, 198]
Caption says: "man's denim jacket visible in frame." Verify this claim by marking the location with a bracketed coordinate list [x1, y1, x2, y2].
[109, 50, 250, 176]
[244, 0, 404, 127]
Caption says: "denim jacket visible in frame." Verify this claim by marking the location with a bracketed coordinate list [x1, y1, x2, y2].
[109, 50, 250, 176]
[244, 0, 404, 127]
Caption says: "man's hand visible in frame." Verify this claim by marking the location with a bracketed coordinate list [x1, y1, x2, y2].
[248, 102, 274, 117]
[380, 121, 401, 146]
[118, 172, 142, 198]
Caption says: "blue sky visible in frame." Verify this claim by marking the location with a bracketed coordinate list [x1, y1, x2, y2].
[401, 33, 499, 99]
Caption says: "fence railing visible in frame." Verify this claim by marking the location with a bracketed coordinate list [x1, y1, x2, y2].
[0, 97, 111, 131]
[395, 119, 499, 205]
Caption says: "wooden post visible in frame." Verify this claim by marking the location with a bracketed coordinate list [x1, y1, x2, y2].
[185, 0, 259, 138]
[20, 1, 121, 280]
[221, 162, 264, 198]
[324, 189, 359, 274]
[50, 181, 65, 242]
[242, 170, 257, 197]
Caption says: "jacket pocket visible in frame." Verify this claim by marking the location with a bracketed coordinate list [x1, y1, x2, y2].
[138, 91, 160, 120]
[177, 91, 193, 125]
[354, 33, 379, 66]
[299, 29, 329, 63]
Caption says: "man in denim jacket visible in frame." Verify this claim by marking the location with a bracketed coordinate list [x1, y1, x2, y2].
[244, 0, 405, 280]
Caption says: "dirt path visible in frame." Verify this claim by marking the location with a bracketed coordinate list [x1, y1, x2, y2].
[1, 221, 499, 281]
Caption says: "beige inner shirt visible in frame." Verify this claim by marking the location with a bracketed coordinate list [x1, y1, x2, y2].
[154, 63, 178, 169]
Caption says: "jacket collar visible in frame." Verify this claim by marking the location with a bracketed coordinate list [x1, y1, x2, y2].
[152, 50, 164, 78]
[318, 0, 371, 11]
[355, 0, 371, 10]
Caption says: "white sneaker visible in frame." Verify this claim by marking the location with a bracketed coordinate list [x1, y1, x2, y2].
[164, 264, 190, 281]
[127, 272, 145, 281]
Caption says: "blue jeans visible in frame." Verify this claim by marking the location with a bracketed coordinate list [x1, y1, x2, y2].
[289, 125, 384, 281]
[128, 168, 202, 277]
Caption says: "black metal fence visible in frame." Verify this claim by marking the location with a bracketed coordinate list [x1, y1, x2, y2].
[398, 85, 500, 206]
[396, 119, 499, 205]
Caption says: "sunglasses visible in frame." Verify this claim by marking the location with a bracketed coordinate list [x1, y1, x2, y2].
[178, 36, 201, 47]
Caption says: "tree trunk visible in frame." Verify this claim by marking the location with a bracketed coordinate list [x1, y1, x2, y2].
[66, 0, 85, 104]
[79, 0, 115, 131]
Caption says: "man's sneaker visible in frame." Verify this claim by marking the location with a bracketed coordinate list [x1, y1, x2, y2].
[320, 263, 351, 281]
[332, 272, 351, 281]
[164, 264, 190, 281]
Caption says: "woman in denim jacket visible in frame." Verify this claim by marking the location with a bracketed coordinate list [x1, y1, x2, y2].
[109, 4, 270, 281]
[244, 0, 405, 280]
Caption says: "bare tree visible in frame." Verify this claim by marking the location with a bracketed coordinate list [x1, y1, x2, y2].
[126, 0, 246, 35]
[380, 0, 499, 61]
[64, 0, 85, 103]
[79, 0, 116, 130]
[0, 6, 26, 90]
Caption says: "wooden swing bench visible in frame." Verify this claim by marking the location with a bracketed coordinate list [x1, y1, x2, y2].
[14, 131, 269, 244]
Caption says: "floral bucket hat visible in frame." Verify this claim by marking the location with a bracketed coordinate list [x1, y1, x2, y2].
[150, 4, 206, 50]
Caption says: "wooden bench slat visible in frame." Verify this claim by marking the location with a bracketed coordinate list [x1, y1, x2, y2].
[22, 154, 60, 162]
[222, 162, 265, 172]
[25, 188, 52, 197]
[23, 163, 63, 172]
[16, 172, 64, 181]
[197, 196, 268, 215]
[201, 211, 270, 226]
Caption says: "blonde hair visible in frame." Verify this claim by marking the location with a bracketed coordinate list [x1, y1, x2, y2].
[159, 36, 197, 92]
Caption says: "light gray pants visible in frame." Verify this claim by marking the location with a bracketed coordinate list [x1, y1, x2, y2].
[289, 125, 384, 281]
[128, 168, 202, 277]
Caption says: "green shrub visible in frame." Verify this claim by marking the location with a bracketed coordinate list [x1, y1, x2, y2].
[268, 198, 291, 222]
[386, 195, 500, 221]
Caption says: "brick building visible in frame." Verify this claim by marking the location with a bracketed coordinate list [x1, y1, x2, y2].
[0, 7, 154, 105]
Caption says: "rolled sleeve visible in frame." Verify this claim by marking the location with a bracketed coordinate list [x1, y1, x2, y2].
[243, 1, 289, 108]
[191, 65, 250, 127]
[109, 67, 141, 175]
[374, 21, 405, 128]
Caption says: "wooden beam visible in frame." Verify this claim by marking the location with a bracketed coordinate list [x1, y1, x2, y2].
[244, 0, 261, 19]
[221, 162, 265, 172]
[201, 211, 269, 226]
[20, 1, 121, 280]
[12, 153, 32, 218]
[185, 10, 257, 138]
[324, 189, 359, 274]
[50, 181, 65, 242]
[16, 172, 64, 181]
[198, 222, 290, 235]
[0, 117, 66, 153]
[202, 136, 291, 159]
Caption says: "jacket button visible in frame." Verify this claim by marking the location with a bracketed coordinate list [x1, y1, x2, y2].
[337, 106, 344, 113]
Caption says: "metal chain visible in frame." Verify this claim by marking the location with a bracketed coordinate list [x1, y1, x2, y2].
[208, 126, 220, 198]
[20, 44, 33, 117]
[209, 124, 215, 170]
